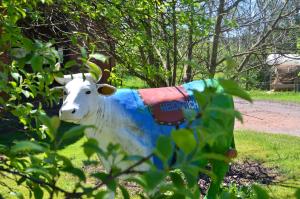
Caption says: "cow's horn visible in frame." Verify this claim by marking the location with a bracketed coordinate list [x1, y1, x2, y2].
[50, 86, 64, 92]
[54, 73, 102, 85]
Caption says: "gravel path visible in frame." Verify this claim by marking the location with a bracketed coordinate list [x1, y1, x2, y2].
[234, 99, 300, 137]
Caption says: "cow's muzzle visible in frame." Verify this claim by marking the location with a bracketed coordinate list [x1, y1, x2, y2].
[59, 106, 80, 122]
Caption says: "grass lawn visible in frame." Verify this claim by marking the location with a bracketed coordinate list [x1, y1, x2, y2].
[1, 131, 299, 198]
[248, 90, 300, 104]
[121, 76, 147, 89]
[235, 130, 300, 198]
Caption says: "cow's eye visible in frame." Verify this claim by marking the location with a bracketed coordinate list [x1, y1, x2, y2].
[85, 90, 91, 95]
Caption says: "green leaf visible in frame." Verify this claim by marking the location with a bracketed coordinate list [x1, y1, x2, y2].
[89, 53, 108, 63]
[63, 167, 86, 181]
[219, 190, 237, 199]
[193, 90, 208, 107]
[82, 138, 105, 158]
[10, 192, 24, 199]
[56, 154, 73, 167]
[25, 168, 52, 181]
[155, 135, 173, 162]
[11, 73, 21, 81]
[295, 189, 300, 199]
[71, 35, 78, 45]
[31, 55, 44, 72]
[80, 47, 87, 59]
[15, 7, 26, 18]
[22, 90, 31, 98]
[17, 177, 26, 185]
[252, 184, 269, 199]
[86, 61, 102, 81]
[50, 116, 61, 131]
[61, 125, 92, 144]
[170, 172, 184, 188]
[219, 79, 252, 102]
[143, 170, 165, 190]
[93, 172, 116, 192]
[33, 185, 44, 199]
[206, 107, 243, 123]
[22, 38, 33, 51]
[234, 110, 243, 123]
[39, 115, 59, 141]
[64, 60, 77, 68]
[0, 144, 7, 152]
[119, 185, 130, 199]
[181, 170, 197, 188]
[170, 192, 188, 199]
[224, 55, 236, 70]
[11, 141, 47, 154]
[91, 172, 109, 181]
[126, 176, 146, 188]
[95, 191, 109, 199]
[171, 129, 197, 154]
[107, 179, 117, 192]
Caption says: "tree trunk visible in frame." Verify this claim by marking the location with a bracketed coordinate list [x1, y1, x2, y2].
[144, 18, 156, 67]
[160, 13, 172, 86]
[171, 0, 178, 85]
[185, 2, 194, 82]
[209, 0, 225, 78]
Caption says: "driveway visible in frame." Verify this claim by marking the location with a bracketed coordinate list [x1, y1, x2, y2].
[234, 99, 300, 137]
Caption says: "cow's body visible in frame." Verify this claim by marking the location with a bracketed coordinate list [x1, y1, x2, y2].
[55, 74, 235, 198]
[56, 75, 234, 170]
[86, 80, 215, 168]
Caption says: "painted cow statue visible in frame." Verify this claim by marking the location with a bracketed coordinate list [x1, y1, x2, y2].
[55, 73, 235, 171]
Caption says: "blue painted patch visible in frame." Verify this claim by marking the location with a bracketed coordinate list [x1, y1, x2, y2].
[109, 79, 221, 168]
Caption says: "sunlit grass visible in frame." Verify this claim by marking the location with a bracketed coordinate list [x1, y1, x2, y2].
[248, 90, 300, 103]
[121, 76, 147, 89]
[235, 130, 300, 198]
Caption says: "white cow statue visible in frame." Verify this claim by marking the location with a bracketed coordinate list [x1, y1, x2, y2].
[55, 73, 235, 171]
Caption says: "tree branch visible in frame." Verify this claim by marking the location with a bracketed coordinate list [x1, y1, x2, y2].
[235, 0, 295, 76]
[93, 153, 153, 190]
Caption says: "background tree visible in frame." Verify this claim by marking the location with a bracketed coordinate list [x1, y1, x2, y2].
[8, 0, 299, 88]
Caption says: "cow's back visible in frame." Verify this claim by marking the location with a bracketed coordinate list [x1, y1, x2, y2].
[110, 79, 226, 145]
[109, 79, 234, 168]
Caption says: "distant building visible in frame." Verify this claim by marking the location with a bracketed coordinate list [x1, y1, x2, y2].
[266, 54, 300, 91]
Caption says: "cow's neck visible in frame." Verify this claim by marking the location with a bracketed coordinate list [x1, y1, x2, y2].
[80, 96, 125, 154]
[80, 96, 112, 132]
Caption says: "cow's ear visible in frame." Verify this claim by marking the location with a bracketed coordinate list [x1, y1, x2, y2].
[97, 84, 116, 96]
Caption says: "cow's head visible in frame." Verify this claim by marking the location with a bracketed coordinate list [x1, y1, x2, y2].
[55, 73, 116, 123]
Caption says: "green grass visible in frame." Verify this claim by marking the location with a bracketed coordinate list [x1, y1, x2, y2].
[121, 76, 147, 89]
[235, 130, 300, 198]
[248, 90, 300, 103]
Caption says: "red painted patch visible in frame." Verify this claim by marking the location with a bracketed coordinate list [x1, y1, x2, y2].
[139, 86, 189, 125]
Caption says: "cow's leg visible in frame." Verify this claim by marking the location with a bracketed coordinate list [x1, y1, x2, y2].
[95, 154, 116, 199]
[206, 160, 229, 199]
